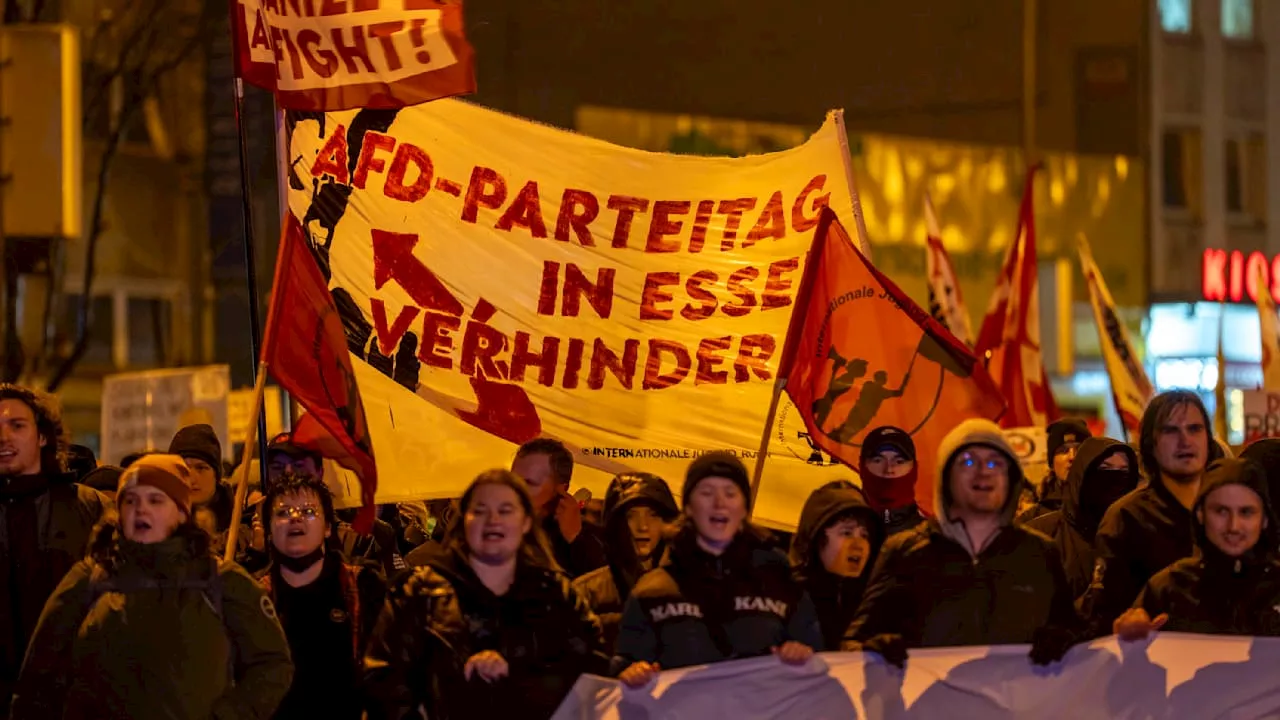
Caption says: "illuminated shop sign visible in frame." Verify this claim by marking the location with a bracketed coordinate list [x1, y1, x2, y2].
[1201, 249, 1280, 303]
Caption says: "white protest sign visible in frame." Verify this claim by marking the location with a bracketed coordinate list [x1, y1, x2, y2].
[1243, 389, 1280, 443]
[100, 365, 231, 464]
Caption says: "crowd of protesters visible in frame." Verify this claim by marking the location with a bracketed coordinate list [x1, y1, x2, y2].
[2, 379, 1280, 718]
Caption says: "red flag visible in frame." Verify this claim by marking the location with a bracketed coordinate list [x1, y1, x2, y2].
[262, 212, 378, 532]
[974, 167, 1060, 428]
[231, 0, 476, 111]
[780, 209, 1006, 514]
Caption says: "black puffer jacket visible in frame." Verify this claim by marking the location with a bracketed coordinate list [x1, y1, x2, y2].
[789, 481, 884, 650]
[845, 420, 1082, 649]
[573, 473, 679, 651]
[613, 527, 821, 673]
[363, 547, 605, 720]
[1135, 458, 1280, 635]
[1027, 438, 1140, 600]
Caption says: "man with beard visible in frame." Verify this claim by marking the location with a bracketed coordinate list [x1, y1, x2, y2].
[1082, 390, 1222, 633]
[511, 439, 607, 578]
[1027, 438, 1141, 601]
[1114, 458, 1280, 638]
[844, 420, 1083, 666]
[0, 385, 110, 712]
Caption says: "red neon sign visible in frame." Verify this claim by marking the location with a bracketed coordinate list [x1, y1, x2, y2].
[1202, 249, 1280, 303]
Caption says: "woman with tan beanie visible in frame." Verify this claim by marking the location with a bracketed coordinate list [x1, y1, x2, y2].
[10, 454, 294, 720]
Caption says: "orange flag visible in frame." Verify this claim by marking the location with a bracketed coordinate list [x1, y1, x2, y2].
[780, 209, 1006, 514]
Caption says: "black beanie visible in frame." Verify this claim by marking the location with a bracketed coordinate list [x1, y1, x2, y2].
[684, 451, 752, 509]
[1047, 419, 1090, 462]
[168, 424, 223, 479]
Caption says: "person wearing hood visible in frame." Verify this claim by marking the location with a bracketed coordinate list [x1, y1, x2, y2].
[0, 384, 111, 711]
[613, 452, 821, 688]
[858, 427, 927, 537]
[789, 480, 885, 651]
[1017, 418, 1090, 523]
[1027, 438, 1141, 601]
[261, 471, 386, 719]
[363, 469, 605, 720]
[1240, 438, 1280, 535]
[1081, 390, 1223, 633]
[1114, 458, 1280, 639]
[843, 420, 1083, 667]
[10, 455, 293, 719]
[573, 473, 680, 650]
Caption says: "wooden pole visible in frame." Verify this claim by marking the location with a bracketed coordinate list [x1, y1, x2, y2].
[747, 378, 787, 517]
[224, 360, 268, 563]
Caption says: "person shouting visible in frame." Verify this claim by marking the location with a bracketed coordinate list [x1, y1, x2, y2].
[789, 480, 885, 651]
[574, 473, 680, 650]
[261, 471, 386, 720]
[614, 452, 821, 688]
[10, 455, 293, 719]
[364, 470, 605, 720]
[1114, 458, 1280, 639]
[845, 420, 1083, 668]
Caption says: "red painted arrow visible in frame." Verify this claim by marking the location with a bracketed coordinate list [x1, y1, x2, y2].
[372, 229, 464, 316]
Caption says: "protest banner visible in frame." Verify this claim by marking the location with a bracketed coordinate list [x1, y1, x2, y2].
[227, 385, 285, 445]
[1243, 389, 1280, 444]
[1003, 425, 1049, 488]
[234, 0, 475, 110]
[284, 98, 861, 528]
[554, 634, 1280, 719]
[100, 365, 231, 464]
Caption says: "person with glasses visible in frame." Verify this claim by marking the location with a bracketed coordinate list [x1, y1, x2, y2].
[843, 420, 1084, 667]
[261, 471, 387, 720]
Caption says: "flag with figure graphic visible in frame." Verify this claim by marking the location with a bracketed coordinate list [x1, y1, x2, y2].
[1254, 263, 1280, 392]
[923, 192, 973, 346]
[780, 209, 1005, 514]
[974, 166, 1060, 428]
[1078, 235, 1153, 440]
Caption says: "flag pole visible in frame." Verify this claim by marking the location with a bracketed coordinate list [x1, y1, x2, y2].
[224, 359, 269, 563]
[832, 111, 873, 259]
[748, 379, 786, 514]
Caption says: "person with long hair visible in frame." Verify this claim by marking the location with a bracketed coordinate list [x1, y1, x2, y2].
[574, 473, 680, 650]
[261, 471, 386, 719]
[614, 452, 822, 688]
[364, 469, 605, 720]
[10, 455, 293, 719]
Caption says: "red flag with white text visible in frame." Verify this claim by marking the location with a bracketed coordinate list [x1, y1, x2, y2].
[780, 209, 1006, 514]
[974, 167, 1060, 428]
[263, 212, 378, 532]
[231, 0, 476, 111]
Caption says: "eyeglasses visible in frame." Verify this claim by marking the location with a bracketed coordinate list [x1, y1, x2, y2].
[958, 454, 1008, 472]
[273, 505, 322, 521]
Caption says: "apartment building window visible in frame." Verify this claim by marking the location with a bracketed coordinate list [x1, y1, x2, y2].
[1226, 131, 1266, 223]
[1159, 0, 1193, 34]
[1162, 127, 1202, 214]
[1222, 0, 1254, 39]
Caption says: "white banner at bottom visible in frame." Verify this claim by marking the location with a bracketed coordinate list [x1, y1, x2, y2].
[553, 633, 1280, 719]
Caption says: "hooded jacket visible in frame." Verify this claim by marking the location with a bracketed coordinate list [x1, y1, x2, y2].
[363, 547, 606, 720]
[844, 420, 1081, 649]
[0, 474, 110, 708]
[1027, 438, 1140, 600]
[613, 527, 822, 671]
[10, 518, 293, 720]
[1080, 394, 1224, 634]
[573, 473, 679, 650]
[789, 481, 884, 650]
[1134, 458, 1280, 636]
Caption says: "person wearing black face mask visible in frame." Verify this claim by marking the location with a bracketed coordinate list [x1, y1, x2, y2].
[1027, 439, 1141, 602]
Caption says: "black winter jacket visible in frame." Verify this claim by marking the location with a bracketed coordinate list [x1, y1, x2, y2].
[613, 529, 822, 673]
[363, 547, 605, 720]
[1135, 458, 1280, 636]
[845, 420, 1083, 649]
[1027, 439, 1140, 601]
[0, 475, 109, 708]
[789, 482, 885, 650]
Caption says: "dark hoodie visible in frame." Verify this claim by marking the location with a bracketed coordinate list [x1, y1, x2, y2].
[845, 420, 1081, 649]
[789, 481, 885, 650]
[1134, 458, 1280, 636]
[573, 473, 679, 650]
[1027, 438, 1140, 600]
[363, 547, 605, 720]
[1081, 392, 1223, 633]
